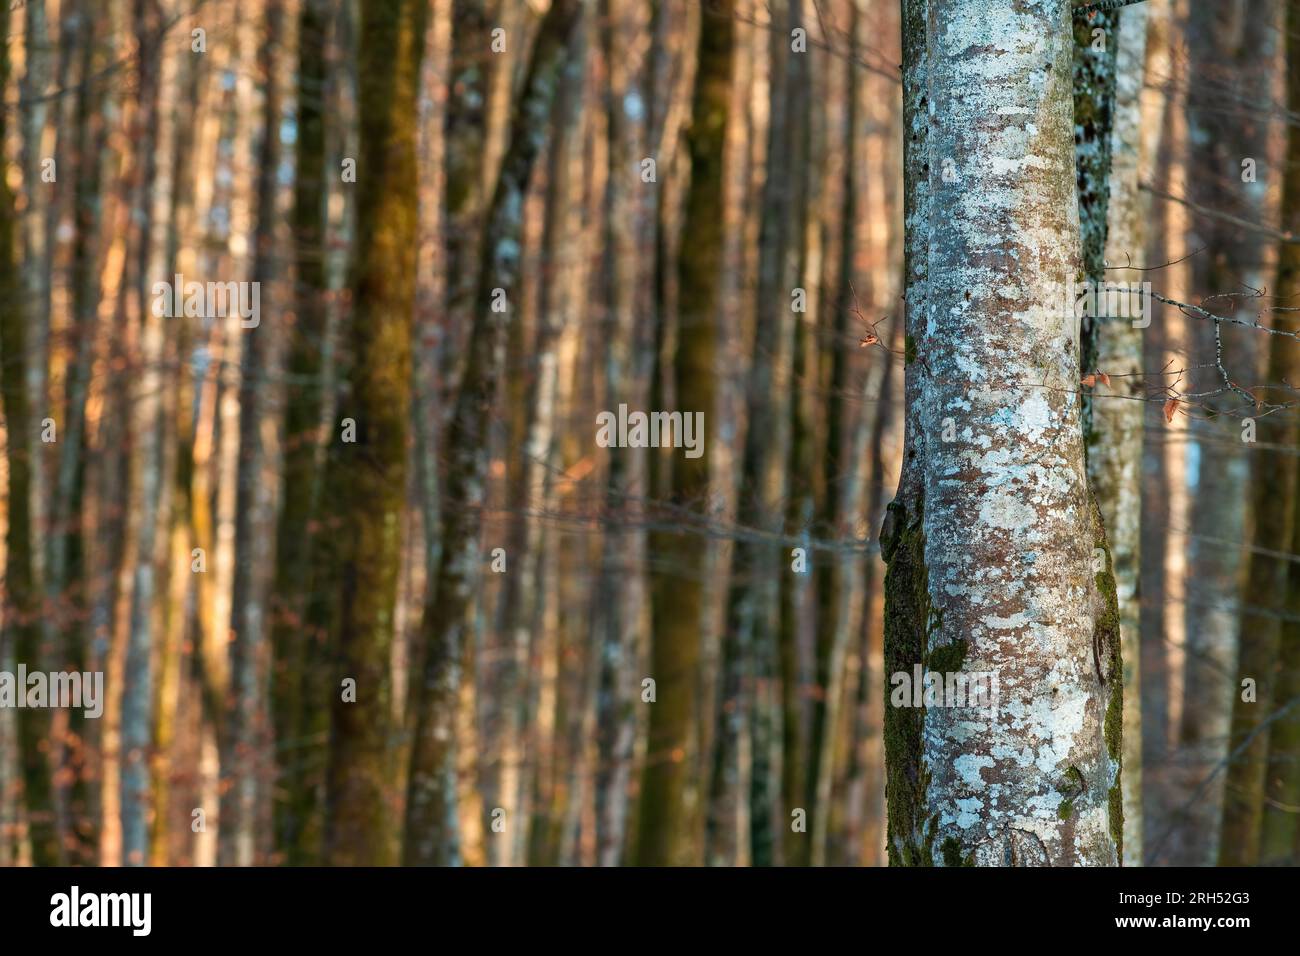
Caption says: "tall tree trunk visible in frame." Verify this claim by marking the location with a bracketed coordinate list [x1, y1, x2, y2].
[21, 0, 52, 651]
[637, 0, 734, 868]
[1091, 0, 1149, 869]
[708, 0, 802, 868]
[1223, 0, 1300, 868]
[592, 0, 653, 868]
[0, 0, 58, 867]
[271, 0, 332, 867]
[404, 0, 581, 867]
[120, 0, 174, 866]
[320, 0, 426, 866]
[883, 0, 1120, 867]
[1179, 0, 1273, 868]
[222, 0, 286, 867]
[52, 0, 110, 863]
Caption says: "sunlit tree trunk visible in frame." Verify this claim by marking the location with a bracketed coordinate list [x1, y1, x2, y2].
[404, 0, 580, 867]
[222, 0, 286, 867]
[637, 0, 734, 867]
[883, 0, 1120, 867]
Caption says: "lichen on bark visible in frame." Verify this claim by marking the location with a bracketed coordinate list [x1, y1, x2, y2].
[882, 0, 1120, 868]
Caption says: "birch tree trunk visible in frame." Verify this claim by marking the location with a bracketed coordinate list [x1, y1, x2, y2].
[882, 0, 1121, 867]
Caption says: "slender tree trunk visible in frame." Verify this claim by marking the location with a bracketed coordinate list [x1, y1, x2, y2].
[404, 0, 580, 867]
[1223, 0, 1300, 868]
[150, 23, 208, 866]
[120, 0, 175, 866]
[1178, 0, 1273, 867]
[0, 0, 58, 867]
[708, 0, 801, 868]
[638, 0, 734, 867]
[270, 0, 332, 867]
[592, 0, 653, 868]
[21, 0, 52, 646]
[1092, 0, 1149, 869]
[49, 0, 108, 864]
[222, 0, 286, 867]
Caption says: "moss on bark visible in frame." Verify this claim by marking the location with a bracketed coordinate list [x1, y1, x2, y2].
[881, 498, 939, 865]
[1091, 503, 1124, 860]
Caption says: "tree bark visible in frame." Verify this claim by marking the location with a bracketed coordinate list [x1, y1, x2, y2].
[1092, 0, 1148, 869]
[120, 0, 175, 866]
[404, 0, 580, 867]
[270, 0, 333, 867]
[222, 0, 286, 867]
[883, 0, 1120, 867]
[637, 0, 735, 868]
[1223, 0, 1300, 868]
[0, 0, 58, 867]
[320, 0, 426, 866]
[593, 0, 652, 867]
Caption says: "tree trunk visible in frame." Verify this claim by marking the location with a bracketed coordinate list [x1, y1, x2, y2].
[1222, 0, 1300, 868]
[120, 0, 175, 866]
[1176, 0, 1270, 867]
[882, 0, 1120, 867]
[320, 0, 426, 866]
[1093, 0, 1149, 869]
[222, 0, 286, 867]
[637, 0, 734, 868]
[0, 0, 58, 867]
[591, 0, 653, 868]
[404, 0, 580, 867]
[707, 0, 803, 869]
[270, 0, 333, 867]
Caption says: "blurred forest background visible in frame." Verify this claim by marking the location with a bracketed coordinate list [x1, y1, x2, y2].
[0, 0, 1297, 867]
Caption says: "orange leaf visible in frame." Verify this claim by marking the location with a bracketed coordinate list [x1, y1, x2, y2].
[1098, 371, 1111, 387]
[1163, 398, 1178, 423]
[859, 333, 879, 347]
[1081, 374, 1096, 388]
